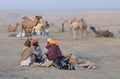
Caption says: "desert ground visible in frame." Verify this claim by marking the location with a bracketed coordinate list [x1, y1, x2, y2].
[0, 10, 120, 79]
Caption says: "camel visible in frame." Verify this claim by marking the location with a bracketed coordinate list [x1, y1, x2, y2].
[20, 16, 42, 40]
[89, 26, 114, 37]
[66, 54, 96, 69]
[67, 18, 87, 40]
[8, 23, 19, 32]
[8, 23, 20, 37]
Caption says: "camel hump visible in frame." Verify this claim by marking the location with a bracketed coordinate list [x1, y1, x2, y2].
[70, 17, 77, 24]
[72, 17, 77, 20]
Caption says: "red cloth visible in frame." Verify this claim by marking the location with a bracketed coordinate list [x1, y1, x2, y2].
[47, 44, 62, 62]
[32, 39, 38, 46]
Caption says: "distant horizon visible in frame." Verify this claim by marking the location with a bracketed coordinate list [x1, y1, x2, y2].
[0, 8, 120, 12]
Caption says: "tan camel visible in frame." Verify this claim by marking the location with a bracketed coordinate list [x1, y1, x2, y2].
[66, 54, 96, 69]
[20, 16, 42, 40]
[66, 18, 87, 40]
[8, 23, 19, 32]
[8, 23, 20, 37]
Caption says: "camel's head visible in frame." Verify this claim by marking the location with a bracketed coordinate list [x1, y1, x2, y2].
[89, 26, 97, 34]
[35, 16, 40, 20]
[89, 26, 95, 30]
[35, 16, 42, 20]
[81, 18, 83, 21]
[34, 16, 42, 25]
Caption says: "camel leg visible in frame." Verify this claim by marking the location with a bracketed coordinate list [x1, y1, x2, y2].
[72, 29, 77, 40]
[28, 29, 32, 40]
[20, 28, 23, 40]
[83, 30, 87, 39]
[29, 33, 32, 40]
[80, 30, 84, 39]
[69, 25, 73, 34]
[24, 28, 30, 40]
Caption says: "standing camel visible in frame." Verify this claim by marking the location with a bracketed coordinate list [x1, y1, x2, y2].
[21, 16, 41, 40]
[69, 18, 87, 40]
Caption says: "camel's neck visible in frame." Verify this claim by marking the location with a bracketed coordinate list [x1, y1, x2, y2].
[91, 28, 97, 34]
[30, 17, 40, 26]
[33, 19, 39, 26]
[35, 20, 39, 26]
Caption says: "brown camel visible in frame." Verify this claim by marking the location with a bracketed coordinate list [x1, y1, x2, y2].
[8, 23, 19, 37]
[69, 18, 87, 40]
[21, 16, 42, 40]
[8, 23, 19, 32]
[89, 26, 114, 37]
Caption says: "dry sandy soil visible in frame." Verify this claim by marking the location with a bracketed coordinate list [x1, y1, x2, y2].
[0, 11, 120, 79]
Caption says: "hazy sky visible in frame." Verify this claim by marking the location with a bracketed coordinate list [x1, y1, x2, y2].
[0, 0, 120, 11]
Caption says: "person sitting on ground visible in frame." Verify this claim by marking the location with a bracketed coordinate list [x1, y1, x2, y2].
[32, 39, 44, 63]
[20, 39, 35, 66]
[44, 38, 75, 70]
[45, 38, 65, 67]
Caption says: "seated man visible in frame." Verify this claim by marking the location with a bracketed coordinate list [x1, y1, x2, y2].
[32, 39, 44, 63]
[20, 39, 45, 67]
[20, 39, 35, 66]
[46, 39, 62, 63]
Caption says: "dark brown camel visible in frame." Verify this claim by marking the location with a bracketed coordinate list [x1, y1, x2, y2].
[21, 16, 42, 40]
[89, 26, 114, 37]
